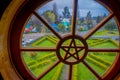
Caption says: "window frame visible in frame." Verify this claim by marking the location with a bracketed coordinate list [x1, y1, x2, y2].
[9, 0, 120, 80]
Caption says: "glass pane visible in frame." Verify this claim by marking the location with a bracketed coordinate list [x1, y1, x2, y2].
[21, 15, 59, 47]
[72, 63, 97, 80]
[36, 0, 73, 36]
[87, 18, 119, 49]
[85, 52, 116, 76]
[22, 51, 58, 77]
[76, 0, 109, 36]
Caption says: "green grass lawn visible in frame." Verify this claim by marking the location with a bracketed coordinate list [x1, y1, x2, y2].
[91, 41, 117, 48]
[93, 30, 119, 36]
[32, 39, 56, 47]
[23, 36, 118, 80]
[77, 63, 97, 80]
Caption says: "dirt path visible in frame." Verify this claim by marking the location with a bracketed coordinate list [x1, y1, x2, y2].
[60, 64, 69, 80]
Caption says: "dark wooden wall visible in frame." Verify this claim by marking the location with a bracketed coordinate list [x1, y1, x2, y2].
[0, 0, 12, 19]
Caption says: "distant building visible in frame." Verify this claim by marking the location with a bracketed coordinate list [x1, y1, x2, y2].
[51, 23, 59, 31]
[24, 24, 37, 33]
[62, 18, 70, 31]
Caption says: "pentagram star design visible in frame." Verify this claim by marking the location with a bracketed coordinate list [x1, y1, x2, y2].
[60, 38, 85, 61]
[56, 35, 88, 64]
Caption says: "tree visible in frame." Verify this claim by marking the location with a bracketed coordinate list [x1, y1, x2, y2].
[77, 6, 80, 19]
[80, 18, 84, 24]
[96, 16, 103, 23]
[62, 6, 71, 18]
[103, 13, 107, 18]
[43, 10, 55, 24]
[86, 11, 93, 29]
[96, 13, 107, 24]
[28, 15, 42, 32]
[104, 21, 116, 30]
[53, 2, 58, 21]
[58, 23, 65, 33]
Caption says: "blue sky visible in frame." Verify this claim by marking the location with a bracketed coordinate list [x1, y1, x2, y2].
[37, 0, 109, 17]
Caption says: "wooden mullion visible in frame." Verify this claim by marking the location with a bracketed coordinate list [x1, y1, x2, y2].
[84, 13, 114, 40]
[68, 64, 73, 80]
[21, 47, 56, 51]
[37, 61, 61, 80]
[88, 48, 120, 52]
[33, 11, 62, 40]
[82, 60, 101, 79]
[72, 0, 78, 35]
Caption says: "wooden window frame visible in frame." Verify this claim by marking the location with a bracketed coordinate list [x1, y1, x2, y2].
[8, 0, 120, 80]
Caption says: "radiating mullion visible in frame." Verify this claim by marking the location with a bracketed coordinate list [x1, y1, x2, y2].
[33, 11, 62, 40]
[88, 48, 120, 52]
[84, 13, 114, 40]
[72, 0, 78, 35]
[68, 64, 73, 80]
[21, 47, 56, 51]
[37, 60, 61, 80]
[82, 60, 101, 79]
[64, 38, 73, 59]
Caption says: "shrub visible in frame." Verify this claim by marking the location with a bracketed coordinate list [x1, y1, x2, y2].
[27, 60, 36, 66]
[109, 39, 118, 46]
[46, 36, 58, 43]
[29, 64, 37, 70]
[89, 54, 111, 66]
[52, 63, 64, 80]
[31, 36, 46, 46]
[37, 60, 51, 68]
[86, 56, 108, 69]
[37, 53, 55, 62]
[72, 65, 77, 80]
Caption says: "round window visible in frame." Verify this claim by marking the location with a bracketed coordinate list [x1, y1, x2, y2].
[9, 0, 120, 80]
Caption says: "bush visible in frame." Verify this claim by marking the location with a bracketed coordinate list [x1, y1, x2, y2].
[37, 53, 55, 62]
[51, 57, 57, 61]
[29, 64, 37, 70]
[31, 36, 46, 46]
[37, 60, 51, 68]
[46, 36, 58, 43]
[86, 56, 108, 69]
[72, 65, 77, 80]
[109, 39, 118, 46]
[89, 54, 111, 66]
[27, 60, 36, 66]
[52, 63, 64, 80]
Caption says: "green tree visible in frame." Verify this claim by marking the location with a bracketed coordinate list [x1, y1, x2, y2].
[53, 2, 58, 21]
[68, 25, 72, 32]
[79, 26, 84, 31]
[58, 23, 65, 33]
[96, 13, 107, 24]
[96, 16, 103, 23]
[86, 11, 93, 29]
[80, 18, 84, 24]
[43, 10, 55, 24]
[104, 21, 116, 30]
[62, 6, 71, 18]
[28, 15, 42, 32]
